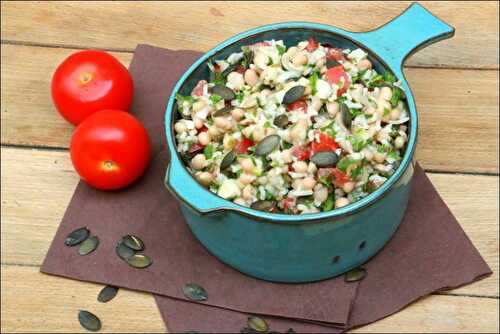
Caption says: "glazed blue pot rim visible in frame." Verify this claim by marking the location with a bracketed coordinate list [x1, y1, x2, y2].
[164, 3, 455, 223]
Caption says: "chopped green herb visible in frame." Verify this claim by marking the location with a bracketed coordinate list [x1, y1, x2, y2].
[276, 44, 286, 55]
[350, 108, 364, 118]
[309, 71, 319, 95]
[209, 94, 222, 104]
[387, 150, 401, 161]
[337, 157, 357, 173]
[203, 144, 214, 160]
[235, 91, 245, 103]
[348, 136, 369, 152]
[390, 86, 404, 108]
[264, 120, 272, 128]
[319, 176, 332, 187]
[377, 144, 392, 153]
[175, 93, 194, 104]
[383, 108, 391, 117]
[265, 190, 276, 201]
[322, 194, 334, 211]
[267, 56, 273, 66]
[384, 72, 396, 84]
[282, 142, 293, 150]
[350, 165, 364, 179]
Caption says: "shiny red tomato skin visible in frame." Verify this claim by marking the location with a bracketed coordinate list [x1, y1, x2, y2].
[332, 168, 350, 186]
[70, 110, 151, 190]
[51, 50, 133, 125]
[292, 145, 311, 161]
[235, 138, 254, 154]
[325, 66, 350, 96]
[286, 99, 308, 112]
[311, 132, 340, 154]
[306, 37, 319, 52]
[325, 47, 345, 61]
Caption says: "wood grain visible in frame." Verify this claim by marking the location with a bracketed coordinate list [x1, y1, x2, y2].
[1, 265, 498, 333]
[1, 147, 498, 297]
[1, 1, 498, 69]
[1, 44, 498, 173]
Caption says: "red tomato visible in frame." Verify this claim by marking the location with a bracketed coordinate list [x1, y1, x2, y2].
[292, 145, 311, 161]
[332, 168, 350, 187]
[286, 99, 308, 112]
[189, 143, 205, 154]
[198, 126, 208, 133]
[70, 110, 151, 190]
[51, 50, 133, 125]
[235, 138, 254, 154]
[311, 132, 340, 154]
[235, 65, 246, 74]
[192, 80, 207, 97]
[325, 66, 350, 96]
[306, 37, 319, 52]
[325, 47, 345, 61]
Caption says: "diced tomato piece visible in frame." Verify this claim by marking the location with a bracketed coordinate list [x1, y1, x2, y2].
[306, 37, 319, 52]
[282, 197, 296, 211]
[235, 138, 254, 154]
[311, 132, 340, 154]
[189, 142, 204, 154]
[292, 145, 311, 161]
[325, 66, 350, 96]
[235, 65, 246, 74]
[332, 168, 350, 187]
[198, 126, 208, 133]
[325, 47, 345, 61]
[191, 80, 207, 97]
[286, 99, 308, 112]
[248, 41, 272, 50]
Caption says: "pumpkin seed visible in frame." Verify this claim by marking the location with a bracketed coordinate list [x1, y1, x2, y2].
[283, 85, 305, 104]
[344, 267, 367, 282]
[121, 235, 144, 251]
[97, 285, 118, 303]
[116, 242, 136, 260]
[213, 105, 232, 117]
[273, 114, 289, 128]
[250, 200, 276, 212]
[220, 150, 236, 170]
[326, 59, 341, 69]
[341, 103, 352, 128]
[255, 135, 280, 156]
[64, 227, 89, 246]
[311, 151, 339, 167]
[78, 310, 101, 332]
[78, 236, 99, 256]
[247, 316, 268, 332]
[126, 254, 153, 269]
[182, 283, 207, 301]
[210, 85, 235, 100]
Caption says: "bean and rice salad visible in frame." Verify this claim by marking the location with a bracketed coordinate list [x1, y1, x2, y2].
[174, 38, 409, 214]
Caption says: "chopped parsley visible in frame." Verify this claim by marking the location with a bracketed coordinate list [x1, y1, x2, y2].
[235, 91, 245, 103]
[209, 94, 222, 104]
[337, 157, 357, 173]
[390, 86, 404, 107]
[319, 176, 332, 187]
[383, 108, 391, 117]
[350, 165, 364, 179]
[387, 150, 401, 161]
[203, 144, 214, 160]
[309, 71, 319, 95]
[348, 135, 370, 152]
[176, 93, 194, 104]
[276, 44, 286, 55]
[322, 194, 334, 211]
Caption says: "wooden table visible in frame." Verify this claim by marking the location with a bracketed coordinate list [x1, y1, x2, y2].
[1, 1, 498, 332]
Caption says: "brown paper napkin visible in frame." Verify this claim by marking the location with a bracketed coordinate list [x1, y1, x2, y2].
[41, 45, 491, 332]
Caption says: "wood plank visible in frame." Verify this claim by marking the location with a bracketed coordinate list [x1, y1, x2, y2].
[1, 266, 498, 333]
[1, 265, 166, 333]
[1, 44, 498, 173]
[1, 147, 498, 297]
[1, 1, 498, 69]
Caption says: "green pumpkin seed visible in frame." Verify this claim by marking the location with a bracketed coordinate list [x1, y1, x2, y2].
[78, 236, 99, 256]
[283, 85, 305, 104]
[126, 254, 153, 269]
[116, 242, 136, 260]
[247, 316, 268, 332]
[97, 285, 118, 303]
[311, 151, 339, 167]
[78, 310, 101, 332]
[210, 85, 235, 100]
[64, 227, 89, 246]
[121, 235, 144, 251]
[220, 150, 236, 170]
[273, 114, 289, 128]
[341, 103, 352, 128]
[326, 59, 341, 69]
[182, 283, 207, 301]
[255, 135, 280, 156]
[250, 200, 276, 212]
[213, 105, 232, 117]
[344, 267, 367, 282]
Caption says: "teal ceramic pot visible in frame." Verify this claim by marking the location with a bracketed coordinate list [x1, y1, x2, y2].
[164, 3, 454, 282]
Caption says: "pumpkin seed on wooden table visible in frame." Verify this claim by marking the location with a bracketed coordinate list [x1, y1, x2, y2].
[344, 267, 367, 282]
[97, 285, 119, 303]
[182, 283, 208, 301]
[121, 235, 144, 251]
[125, 254, 153, 269]
[116, 242, 136, 260]
[210, 84, 235, 100]
[282, 85, 305, 104]
[311, 151, 339, 168]
[255, 135, 280, 156]
[247, 316, 268, 332]
[64, 227, 89, 246]
[78, 235, 99, 256]
[250, 200, 276, 212]
[78, 310, 102, 332]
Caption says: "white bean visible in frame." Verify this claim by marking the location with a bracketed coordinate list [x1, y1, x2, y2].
[292, 53, 308, 66]
[302, 177, 317, 190]
[227, 71, 245, 91]
[326, 101, 340, 117]
[313, 186, 329, 204]
[379, 86, 392, 101]
[174, 121, 187, 134]
[292, 161, 308, 173]
[239, 173, 255, 185]
[191, 154, 206, 170]
[358, 59, 372, 71]
[240, 158, 254, 173]
[394, 136, 405, 149]
[242, 185, 256, 200]
[335, 197, 350, 208]
[373, 151, 386, 163]
[214, 116, 229, 129]
[196, 171, 214, 186]
[198, 132, 211, 146]
[231, 108, 245, 121]
[194, 118, 204, 129]
[234, 197, 247, 206]
[244, 69, 259, 86]
[342, 181, 355, 193]
[192, 100, 206, 113]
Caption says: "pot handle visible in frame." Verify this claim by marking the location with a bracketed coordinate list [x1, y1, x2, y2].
[164, 156, 240, 215]
[347, 2, 455, 69]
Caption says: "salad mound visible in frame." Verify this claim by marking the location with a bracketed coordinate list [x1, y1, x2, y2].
[174, 38, 409, 214]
